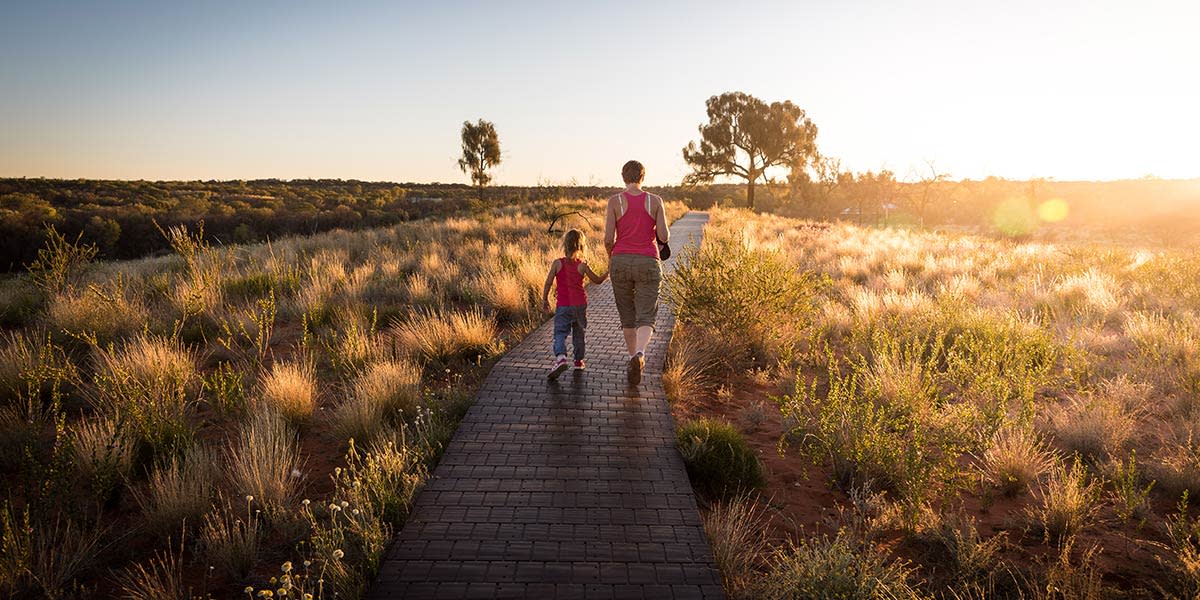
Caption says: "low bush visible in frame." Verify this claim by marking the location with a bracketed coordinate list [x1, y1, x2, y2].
[753, 530, 923, 600]
[677, 418, 764, 499]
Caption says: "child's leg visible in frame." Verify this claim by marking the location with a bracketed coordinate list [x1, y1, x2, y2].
[551, 307, 571, 357]
[571, 306, 587, 361]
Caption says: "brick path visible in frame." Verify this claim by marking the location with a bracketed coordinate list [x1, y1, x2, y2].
[368, 212, 723, 600]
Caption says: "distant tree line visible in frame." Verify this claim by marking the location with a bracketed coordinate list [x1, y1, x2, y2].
[0, 178, 741, 271]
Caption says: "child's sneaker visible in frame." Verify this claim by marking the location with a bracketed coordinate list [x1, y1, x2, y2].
[548, 356, 570, 380]
[573, 359, 586, 370]
[627, 352, 644, 386]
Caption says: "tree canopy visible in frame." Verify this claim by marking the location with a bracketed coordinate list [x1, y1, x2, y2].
[682, 92, 818, 209]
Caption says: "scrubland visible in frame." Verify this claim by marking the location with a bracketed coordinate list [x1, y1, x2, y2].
[667, 207, 1200, 599]
[0, 198, 668, 599]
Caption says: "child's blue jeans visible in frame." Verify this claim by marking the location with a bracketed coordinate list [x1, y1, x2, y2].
[552, 305, 587, 360]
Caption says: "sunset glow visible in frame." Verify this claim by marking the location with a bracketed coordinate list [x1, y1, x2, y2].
[1, 1, 1198, 184]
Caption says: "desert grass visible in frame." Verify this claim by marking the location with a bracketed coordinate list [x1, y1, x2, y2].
[980, 426, 1055, 497]
[391, 307, 498, 365]
[259, 360, 317, 425]
[0, 506, 107, 600]
[662, 323, 720, 404]
[0, 198, 675, 594]
[133, 445, 215, 535]
[679, 207, 1200, 597]
[754, 531, 923, 600]
[1030, 457, 1101, 544]
[114, 538, 190, 600]
[198, 495, 261, 580]
[334, 359, 423, 443]
[703, 496, 770, 598]
[90, 335, 198, 465]
[225, 411, 303, 513]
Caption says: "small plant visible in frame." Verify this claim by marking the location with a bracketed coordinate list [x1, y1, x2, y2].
[1030, 456, 1100, 544]
[1158, 491, 1200, 596]
[90, 335, 198, 468]
[133, 445, 215, 536]
[72, 415, 134, 506]
[114, 536, 191, 600]
[199, 494, 261, 580]
[677, 418, 765, 499]
[1108, 449, 1154, 524]
[703, 496, 769, 597]
[203, 361, 246, 415]
[26, 226, 97, 295]
[0, 504, 107, 600]
[754, 530, 922, 600]
[980, 427, 1054, 497]
[260, 360, 318, 426]
[225, 411, 304, 513]
[333, 360, 422, 443]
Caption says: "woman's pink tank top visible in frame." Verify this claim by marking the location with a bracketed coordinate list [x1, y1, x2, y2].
[611, 191, 659, 258]
[555, 257, 587, 307]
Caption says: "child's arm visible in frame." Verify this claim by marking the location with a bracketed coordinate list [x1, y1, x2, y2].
[580, 261, 608, 284]
[541, 260, 561, 312]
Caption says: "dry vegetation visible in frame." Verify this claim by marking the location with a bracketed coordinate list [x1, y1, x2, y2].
[0, 198, 669, 599]
[667, 207, 1200, 598]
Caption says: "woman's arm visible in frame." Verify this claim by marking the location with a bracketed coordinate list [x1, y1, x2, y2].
[654, 194, 670, 242]
[541, 260, 560, 312]
[580, 261, 608, 284]
[604, 194, 618, 255]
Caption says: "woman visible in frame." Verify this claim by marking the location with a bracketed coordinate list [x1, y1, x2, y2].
[604, 160, 670, 386]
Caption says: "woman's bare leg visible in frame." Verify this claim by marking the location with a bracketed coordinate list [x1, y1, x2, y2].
[623, 328, 637, 356]
[635, 325, 653, 355]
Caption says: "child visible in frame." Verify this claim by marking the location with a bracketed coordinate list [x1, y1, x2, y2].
[541, 229, 608, 380]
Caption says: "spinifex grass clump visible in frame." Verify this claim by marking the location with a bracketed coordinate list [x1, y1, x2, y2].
[677, 418, 764, 499]
[754, 530, 923, 600]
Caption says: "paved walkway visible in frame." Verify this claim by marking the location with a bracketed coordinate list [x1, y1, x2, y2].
[368, 212, 723, 600]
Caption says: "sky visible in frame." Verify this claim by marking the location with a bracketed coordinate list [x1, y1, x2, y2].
[1, 0, 1197, 186]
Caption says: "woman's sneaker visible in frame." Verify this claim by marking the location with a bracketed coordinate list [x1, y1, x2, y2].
[627, 352, 644, 386]
[573, 360, 586, 370]
[548, 356, 570, 380]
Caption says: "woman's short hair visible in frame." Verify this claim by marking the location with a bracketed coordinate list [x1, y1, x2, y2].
[622, 160, 645, 184]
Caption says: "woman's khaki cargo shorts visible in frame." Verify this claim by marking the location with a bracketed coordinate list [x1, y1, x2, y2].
[609, 253, 662, 329]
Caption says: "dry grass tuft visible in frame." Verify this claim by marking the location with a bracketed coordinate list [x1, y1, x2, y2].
[114, 538, 190, 600]
[259, 361, 317, 425]
[1048, 380, 1143, 461]
[334, 360, 423, 443]
[1030, 457, 1100, 543]
[225, 411, 304, 512]
[662, 325, 719, 404]
[391, 307, 497, 365]
[133, 445, 215, 535]
[703, 496, 769, 597]
[198, 495, 261, 580]
[981, 427, 1055, 497]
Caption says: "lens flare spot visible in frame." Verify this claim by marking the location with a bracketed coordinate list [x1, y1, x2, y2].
[992, 197, 1037, 236]
[1037, 198, 1069, 222]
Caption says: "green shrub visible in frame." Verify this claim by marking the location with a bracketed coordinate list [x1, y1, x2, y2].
[667, 233, 823, 367]
[677, 418, 764, 499]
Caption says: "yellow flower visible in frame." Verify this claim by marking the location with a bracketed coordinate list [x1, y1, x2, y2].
[281, 561, 293, 573]
[332, 549, 345, 560]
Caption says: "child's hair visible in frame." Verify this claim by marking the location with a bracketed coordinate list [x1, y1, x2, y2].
[561, 229, 585, 259]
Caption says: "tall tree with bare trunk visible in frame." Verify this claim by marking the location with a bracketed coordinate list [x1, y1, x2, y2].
[682, 92, 818, 210]
[457, 119, 501, 203]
